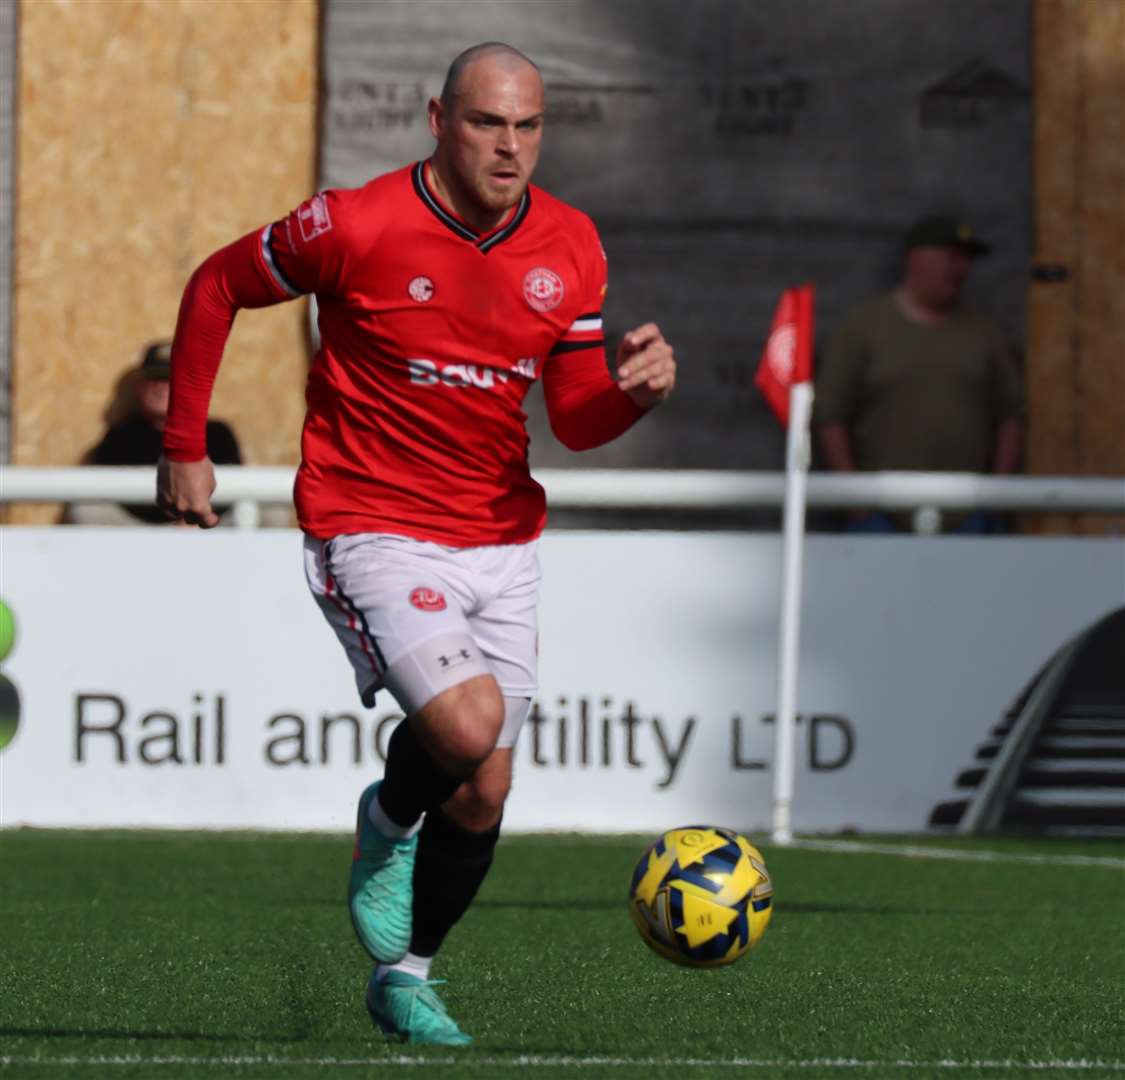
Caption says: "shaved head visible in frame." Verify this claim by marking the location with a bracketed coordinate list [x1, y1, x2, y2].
[440, 42, 541, 108]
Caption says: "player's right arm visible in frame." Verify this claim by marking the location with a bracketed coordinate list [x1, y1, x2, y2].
[157, 193, 347, 526]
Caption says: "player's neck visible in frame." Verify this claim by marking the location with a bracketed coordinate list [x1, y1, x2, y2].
[424, 158, 515, 236]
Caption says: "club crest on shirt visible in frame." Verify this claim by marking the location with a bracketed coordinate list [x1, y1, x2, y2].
[410, 587, 447, 612]
[523, 267, 565, 313]
[408, 276, 435, 303]
[297, 194, 332, 242]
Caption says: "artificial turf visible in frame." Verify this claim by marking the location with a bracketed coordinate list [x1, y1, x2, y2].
[1, 829, 1122, 1079]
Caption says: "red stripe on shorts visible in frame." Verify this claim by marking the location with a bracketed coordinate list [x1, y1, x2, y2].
[325, 571, 382, 677]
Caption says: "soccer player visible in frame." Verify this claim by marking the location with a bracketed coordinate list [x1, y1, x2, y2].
[157, 42, 676, 1045]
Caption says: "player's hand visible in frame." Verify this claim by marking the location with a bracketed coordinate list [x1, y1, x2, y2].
[156, 454, 220, 529]
[616, 323, 676, 409]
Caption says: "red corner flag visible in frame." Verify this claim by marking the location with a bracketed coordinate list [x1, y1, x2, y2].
[754, 283, 815, 426]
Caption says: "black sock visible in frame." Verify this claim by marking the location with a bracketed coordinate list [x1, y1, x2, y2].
[377, 720, 463, 828]
[410, 807, 501, 957]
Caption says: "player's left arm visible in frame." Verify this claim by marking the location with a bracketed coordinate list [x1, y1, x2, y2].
[543, 324, 676, 451]
[542, 218, 675, 450]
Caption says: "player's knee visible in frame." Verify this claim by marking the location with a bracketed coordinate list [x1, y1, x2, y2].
[469, 765, 511, 815]
[450, 679, 505, 765]
[420, 676, 504, 773]
[447, 769, 510, 831]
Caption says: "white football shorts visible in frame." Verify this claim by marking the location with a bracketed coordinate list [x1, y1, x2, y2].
[304, 533, 540, 747]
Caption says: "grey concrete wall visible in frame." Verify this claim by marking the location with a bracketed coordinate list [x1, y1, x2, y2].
[321, 0, 1031, 471]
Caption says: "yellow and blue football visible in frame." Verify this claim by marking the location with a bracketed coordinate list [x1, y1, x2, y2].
[628, 825, 773, 967]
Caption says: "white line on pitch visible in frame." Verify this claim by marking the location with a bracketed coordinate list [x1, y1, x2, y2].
[2, 1055, 1123, 1071]
[789, 838, 1125, 870]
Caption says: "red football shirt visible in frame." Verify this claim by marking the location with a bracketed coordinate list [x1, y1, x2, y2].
[164, 162, 644, 544]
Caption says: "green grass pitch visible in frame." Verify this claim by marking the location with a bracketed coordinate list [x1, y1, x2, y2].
[1, 829, 1123, 1079]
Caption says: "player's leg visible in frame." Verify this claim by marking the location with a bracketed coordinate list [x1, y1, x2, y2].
[308, 535, 536, 1045]
[375, 542, 538, 968]
[304, 535, 502, 965]
[394, 698, 525, 973]
[350, 673, 503, 972]
[366, 738, 517, 1047]
[367, 543, 539, 1044]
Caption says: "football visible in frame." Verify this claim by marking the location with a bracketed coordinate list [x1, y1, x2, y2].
[628, 825, 773, 967]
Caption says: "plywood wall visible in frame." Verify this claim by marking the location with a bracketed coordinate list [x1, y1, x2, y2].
[12, 0, 318, 522]
[1027, 0, 1125, 534]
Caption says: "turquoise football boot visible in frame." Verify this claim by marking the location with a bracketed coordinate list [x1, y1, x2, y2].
[366, 970, 473, 1046]
[348, 781, 416, 964]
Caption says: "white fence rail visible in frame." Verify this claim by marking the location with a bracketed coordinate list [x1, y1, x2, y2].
[2, 466, 1123, 519]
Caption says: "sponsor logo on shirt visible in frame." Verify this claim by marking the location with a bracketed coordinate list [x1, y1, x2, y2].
[297, 194, 332, 242]
[511, 356, 538, 379]
[410, 587, 446, 612]
[407, 357, 541, 388]
[408, 276, 435, 303]
[523, 267, 565, 313]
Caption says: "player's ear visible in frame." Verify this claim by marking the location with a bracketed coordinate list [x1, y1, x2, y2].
[427, 97, 445, 139]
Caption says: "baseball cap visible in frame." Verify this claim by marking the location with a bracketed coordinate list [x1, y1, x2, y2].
[904, 216, 990, 256]
[139, 340, 172, 380]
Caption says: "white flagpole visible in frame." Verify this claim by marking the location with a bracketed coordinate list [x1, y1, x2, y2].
[771, 380, 814, 845]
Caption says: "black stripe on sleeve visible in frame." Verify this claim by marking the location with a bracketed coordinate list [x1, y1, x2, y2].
[549, 338, 606, 357]
[266, 227, 305, 296]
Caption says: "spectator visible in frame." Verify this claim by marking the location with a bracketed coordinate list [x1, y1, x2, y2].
[65, 341, 242, 525]
[815, 216, 1024, 533]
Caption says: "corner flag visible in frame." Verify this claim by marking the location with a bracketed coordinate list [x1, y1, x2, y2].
[757, 283, 816, 845]
[754, 283, 815, 426]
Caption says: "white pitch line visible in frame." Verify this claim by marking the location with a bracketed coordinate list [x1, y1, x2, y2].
[2, 1055, 1123, 1071]
[789, 838, 1125, 870]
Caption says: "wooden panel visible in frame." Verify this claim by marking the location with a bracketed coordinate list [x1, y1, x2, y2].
[1077, 0, 1125, 470]
[1026, 0, 1125, 534]
[1027, 0, 1080, 478]
[11, 0, 316, 523]
[1076, 0, 1125, 534]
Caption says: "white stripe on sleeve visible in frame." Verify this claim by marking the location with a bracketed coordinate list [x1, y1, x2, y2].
[259, 225, 302, 297]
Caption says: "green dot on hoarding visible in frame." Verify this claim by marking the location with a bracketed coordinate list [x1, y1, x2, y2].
[0, 601, 14, 663]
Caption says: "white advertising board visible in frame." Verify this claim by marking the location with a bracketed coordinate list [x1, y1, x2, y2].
[1, 530, 1121, 833]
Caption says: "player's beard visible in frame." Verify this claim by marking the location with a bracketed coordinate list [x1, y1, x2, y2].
[432, 149, 533, 229]
[472, 172, 527, 218]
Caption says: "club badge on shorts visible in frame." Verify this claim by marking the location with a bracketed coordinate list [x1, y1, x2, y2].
[410, 587, 446, 612]
[523, 267, 564, 313]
